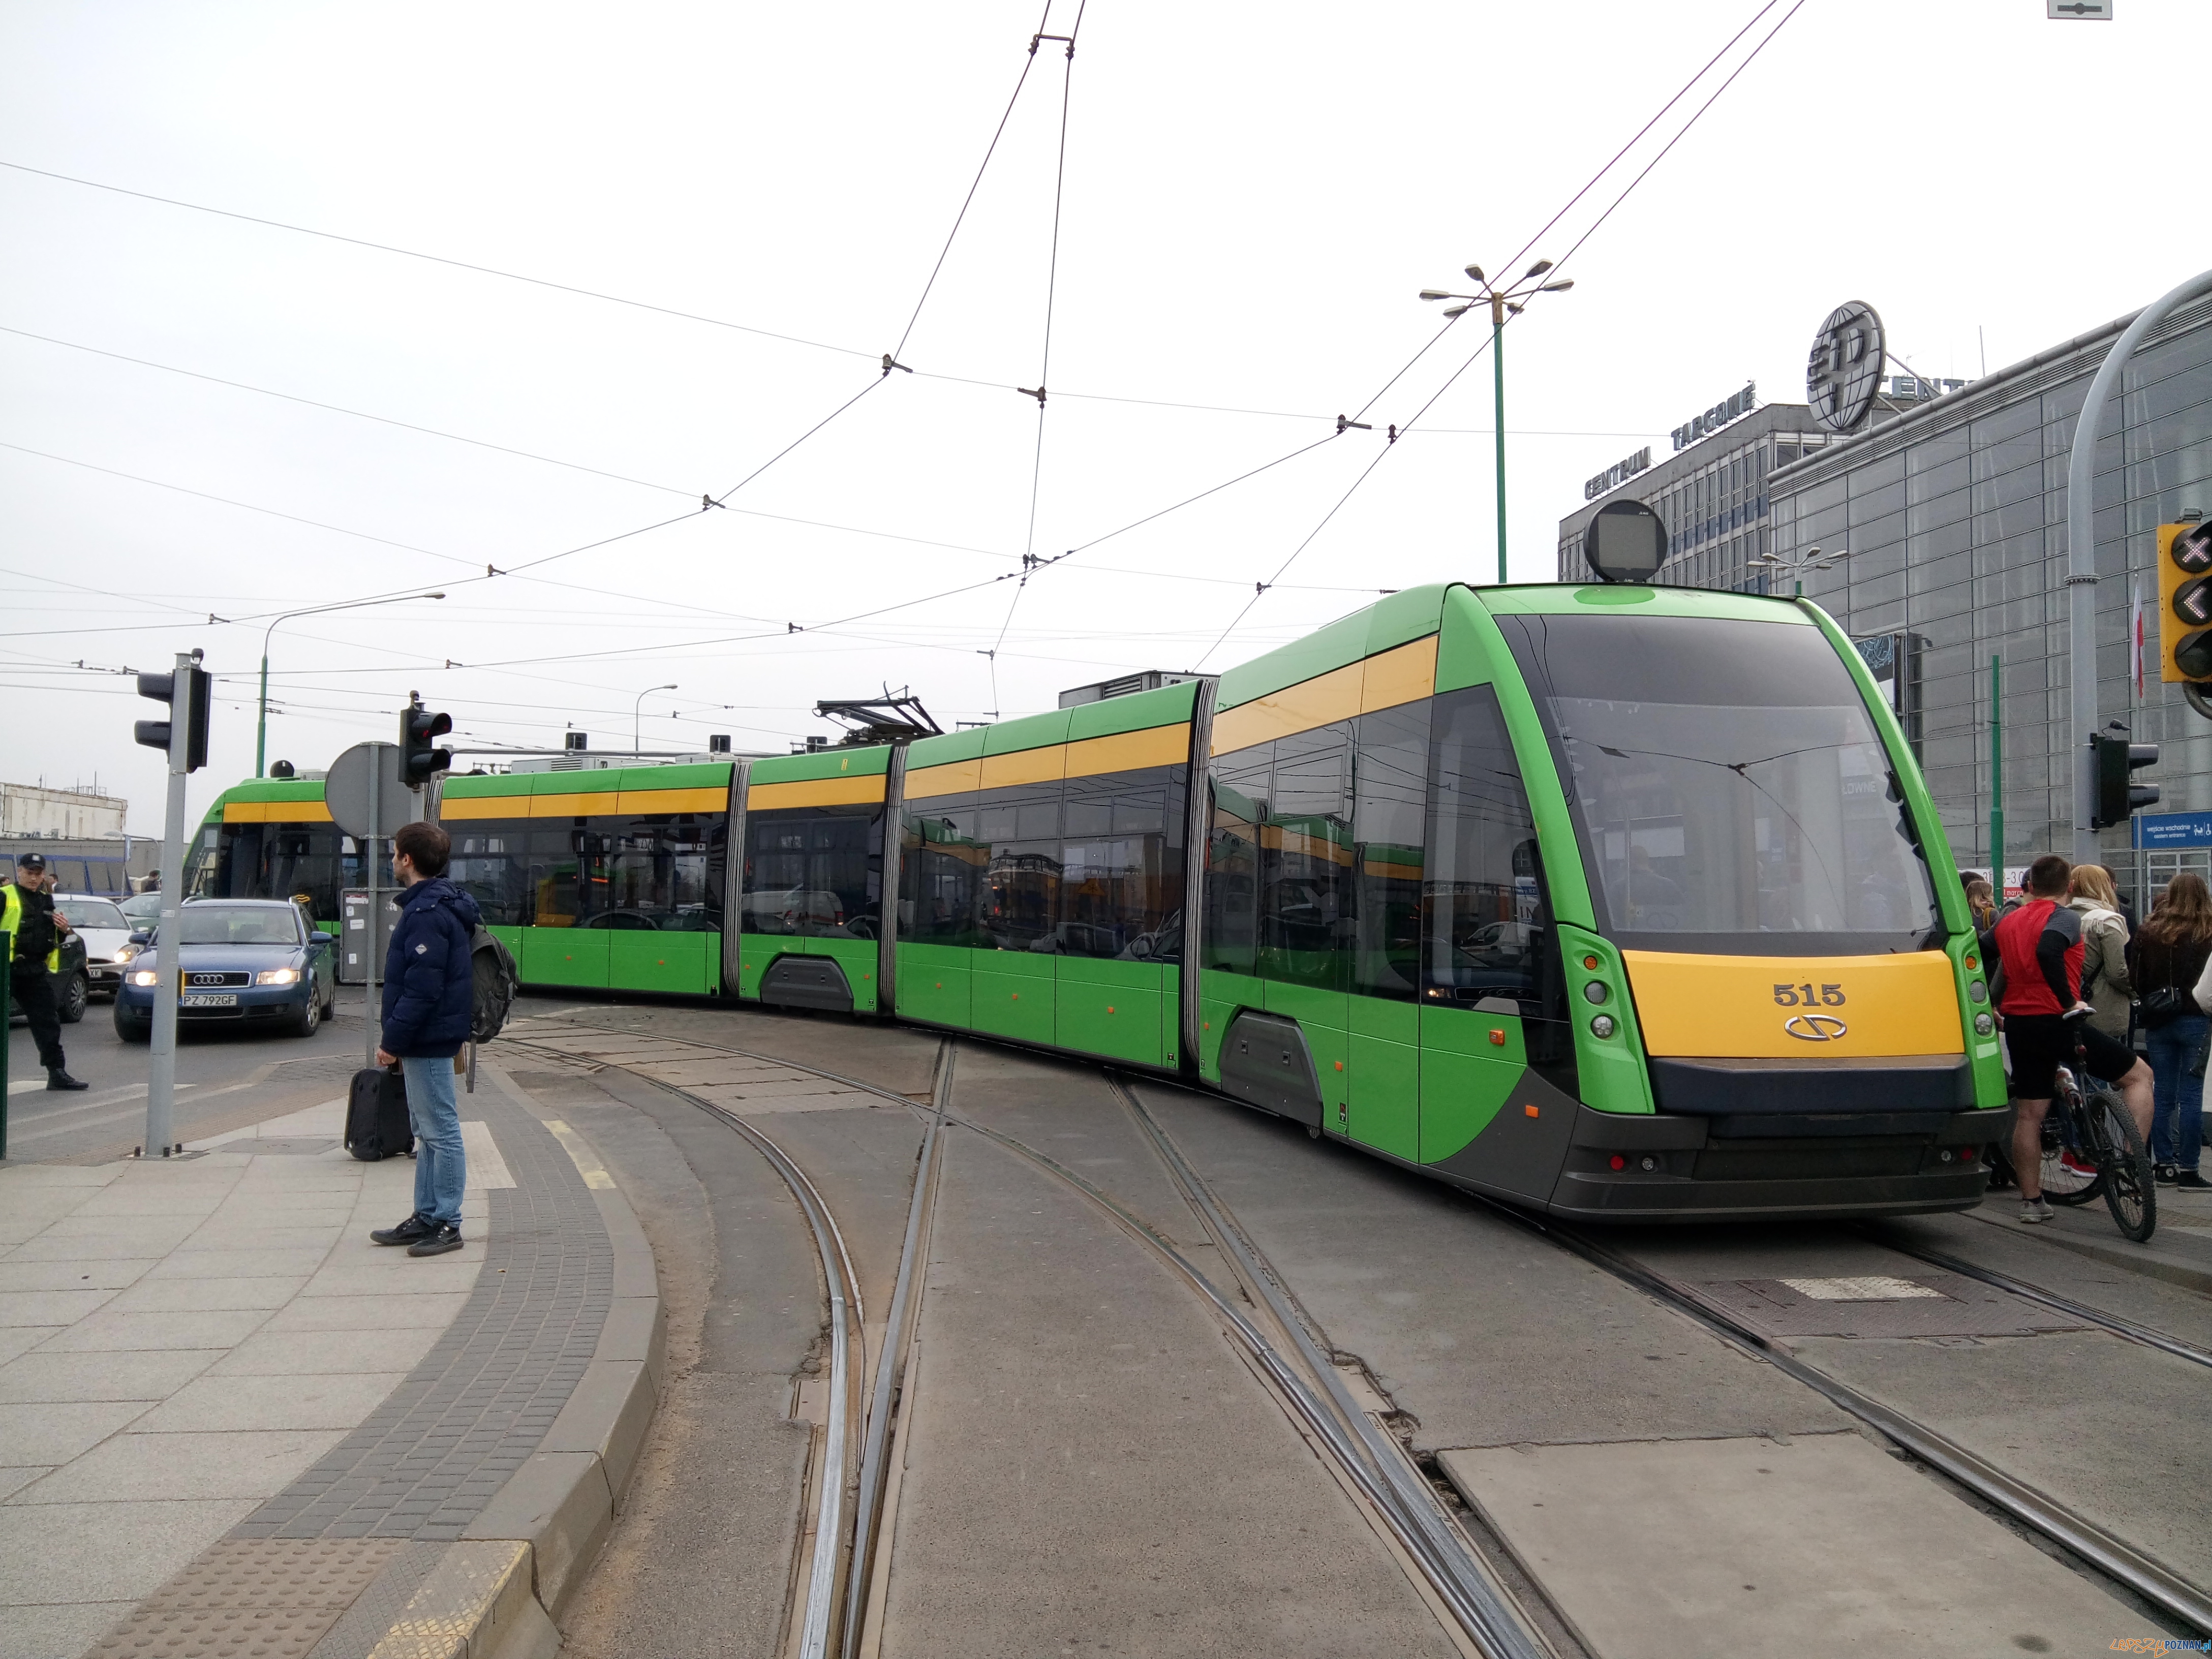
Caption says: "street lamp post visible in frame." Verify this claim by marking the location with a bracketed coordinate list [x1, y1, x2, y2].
[634, 684, 678, 754]
[1419, 261, 1576, 585]
[257, 592, 446, 776]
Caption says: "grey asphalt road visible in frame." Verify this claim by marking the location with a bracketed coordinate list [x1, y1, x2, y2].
[4, 980, 380, 1162]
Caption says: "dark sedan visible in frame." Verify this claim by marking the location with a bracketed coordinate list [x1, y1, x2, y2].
[114, 900, 336, 1041]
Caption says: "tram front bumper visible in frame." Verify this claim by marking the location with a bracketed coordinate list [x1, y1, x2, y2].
[1547, 1103, 2015, 1222]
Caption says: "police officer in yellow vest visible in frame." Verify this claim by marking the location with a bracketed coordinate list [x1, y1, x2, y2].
[4, 853, 87, 1090]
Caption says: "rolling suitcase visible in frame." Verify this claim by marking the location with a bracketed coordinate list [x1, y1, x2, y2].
[345, 1065, 413, 1161]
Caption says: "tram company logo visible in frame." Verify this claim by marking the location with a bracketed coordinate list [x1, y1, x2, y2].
[1784, 1012, 1849, 1042]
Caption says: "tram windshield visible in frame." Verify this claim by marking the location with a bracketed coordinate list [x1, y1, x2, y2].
[1497, 611, 1939, 955]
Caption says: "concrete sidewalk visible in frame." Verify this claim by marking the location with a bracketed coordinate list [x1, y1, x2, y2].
[0, 1057, 662, 1659]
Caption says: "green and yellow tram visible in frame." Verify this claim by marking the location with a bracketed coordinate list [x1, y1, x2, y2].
[187, 579, 2011, 1219]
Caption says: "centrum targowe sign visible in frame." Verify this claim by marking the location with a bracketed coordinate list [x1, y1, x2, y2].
[1583, 446, 1652, 502]
[1672, 382, 1757, 452]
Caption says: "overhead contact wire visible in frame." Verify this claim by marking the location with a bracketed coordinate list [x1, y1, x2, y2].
[891, 1, 1055, 361]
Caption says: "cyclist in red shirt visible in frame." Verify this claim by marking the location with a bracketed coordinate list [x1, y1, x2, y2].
[1990, 854, 2155, 1223]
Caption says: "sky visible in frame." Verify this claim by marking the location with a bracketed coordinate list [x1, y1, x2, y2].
[4, 0, 2206, 837]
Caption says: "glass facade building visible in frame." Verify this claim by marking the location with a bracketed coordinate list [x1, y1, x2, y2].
[1557, 402, 1851, 592]
[1762, 295, 2212, 901]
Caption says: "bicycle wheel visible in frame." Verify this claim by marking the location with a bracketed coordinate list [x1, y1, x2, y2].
[2090, 1091, 2158, 1243]
[2040, 1091, 2104, 1205]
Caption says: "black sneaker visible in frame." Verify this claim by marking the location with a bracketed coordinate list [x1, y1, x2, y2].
[46, 1068, 87, 1092]
[370, 1215, 437, 1247]
[407, 1223, 464, 1258]
[2176, 1170, 2212, 1191]
[2156, 1163, 2181, 1186]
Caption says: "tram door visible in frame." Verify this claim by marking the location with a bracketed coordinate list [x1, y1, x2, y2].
[1415, 687, 1550, 1170]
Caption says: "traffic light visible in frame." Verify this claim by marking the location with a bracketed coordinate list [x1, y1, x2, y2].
[2158, 520, 2212, 681]
[134, 660, 210, 772]
[400, 698, 453, 788]
[2091, 734, 2160, 827]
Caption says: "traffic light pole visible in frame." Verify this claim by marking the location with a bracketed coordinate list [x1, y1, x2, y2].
[144, 652, 197, 1158]
[2067, 265, 2212, 864]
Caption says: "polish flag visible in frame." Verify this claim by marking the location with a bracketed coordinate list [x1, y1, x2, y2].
[2131, 583, 2145, 700]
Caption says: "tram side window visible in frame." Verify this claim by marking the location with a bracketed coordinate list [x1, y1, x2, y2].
[449, 824, 533, 927]
[530, 825, 609, 928]
[1422, 686, 1553, 1013]
[976, 783, 1061, 951]
[1353, 701, 1431, 1000]
[1202, 760, 1264, 979]
[1203, 726, 1355, 992]
[902, 794, 986, 946]
[603, 816, 723, 931]
[743, 806, 882, 939]
[1266, 725, 1354, 991]
[1056, 765, 1184, 961]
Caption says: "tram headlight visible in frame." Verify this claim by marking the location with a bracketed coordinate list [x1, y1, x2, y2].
[1968, 980, 1987, 1003]
[1582, 981, 1610, 1005]
[1974, 1012, 1995, 1036]
[1590, 1013, 1617, 1039]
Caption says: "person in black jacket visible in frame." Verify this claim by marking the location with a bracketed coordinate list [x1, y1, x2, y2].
[367, 822, 483, 1256]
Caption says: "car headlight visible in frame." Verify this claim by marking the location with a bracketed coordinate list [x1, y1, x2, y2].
[256, 968, 302, 986]
[129, 969, 160, 987]
[115, 942, 142, 963]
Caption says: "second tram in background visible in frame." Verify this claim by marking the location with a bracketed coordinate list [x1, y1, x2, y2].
[186, 563, 2009, 1220]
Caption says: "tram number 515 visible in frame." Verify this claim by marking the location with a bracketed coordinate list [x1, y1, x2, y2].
[1772, 984, 1846, 1006]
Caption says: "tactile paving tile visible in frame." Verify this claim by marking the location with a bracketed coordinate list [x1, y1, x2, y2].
[82, 1538, 403, 1659]
[232, 1087, 612, 1542]
[1698, 1272, 2088, 1339]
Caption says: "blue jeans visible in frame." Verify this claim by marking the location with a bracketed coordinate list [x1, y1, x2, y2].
[401, 1055, 466, 1228]
[2145, 1015, 2207, 1172]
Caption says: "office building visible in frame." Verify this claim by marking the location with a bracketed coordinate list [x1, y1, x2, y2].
[1765, 293, 2212, 898]
[1557, 396, 1852, 592]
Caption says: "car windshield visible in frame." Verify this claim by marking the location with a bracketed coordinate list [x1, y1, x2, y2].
[60, 899, 127, 929]
[121, 894, 164, 920]
[1497, 610, 1940, 956]
[171, 906, 302, 946]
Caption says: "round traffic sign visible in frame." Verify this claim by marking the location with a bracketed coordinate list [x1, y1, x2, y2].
[324, 742, 413, 840]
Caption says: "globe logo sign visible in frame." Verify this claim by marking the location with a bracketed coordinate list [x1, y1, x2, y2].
[1806, 301, 1886, 433]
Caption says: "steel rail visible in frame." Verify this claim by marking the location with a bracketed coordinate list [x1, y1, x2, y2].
[688, 1097, 858, 1657]
[1856, 1227, 2212, 1374]
[1109, 1076, 1555, 1659]
[510, 1019, 1547, 1655]
[841, 1041, 951, 1659]
[1515, 1214, 2212, 1636]
[944, 1107, 1547, 1658]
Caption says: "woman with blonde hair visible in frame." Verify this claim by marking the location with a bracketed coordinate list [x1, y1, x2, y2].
[2066, 865, 2133, 1043]
[2129, 871, 2212, 1189]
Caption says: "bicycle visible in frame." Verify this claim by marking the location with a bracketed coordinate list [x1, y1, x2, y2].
[2035, 1011, 2158, 1243]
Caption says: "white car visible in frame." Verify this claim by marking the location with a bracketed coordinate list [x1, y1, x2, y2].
[53, 893, 136, 1001]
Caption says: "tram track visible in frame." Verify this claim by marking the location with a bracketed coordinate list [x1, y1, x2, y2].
[502, 1012, 2212, 1645]
[505, 1018, 1560, 1658]
[1487, 1209, 2212, 1635]
[1855, 1225, 2212, 1372]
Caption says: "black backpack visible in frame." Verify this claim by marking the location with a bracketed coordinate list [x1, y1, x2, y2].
[470, 926, 519, 1042]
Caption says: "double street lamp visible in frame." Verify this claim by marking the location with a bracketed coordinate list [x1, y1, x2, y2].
[256, 591, 446, 777]
[1419, 261, 1575, 585]
[1749, 542, 1852, 598]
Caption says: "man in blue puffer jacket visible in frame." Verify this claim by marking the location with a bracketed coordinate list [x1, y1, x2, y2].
[367, 821, 482, 1258]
